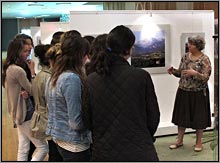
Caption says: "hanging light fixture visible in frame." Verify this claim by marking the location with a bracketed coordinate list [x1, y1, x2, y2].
[149, 2, 153, 17]
[135, 2, 144, 10]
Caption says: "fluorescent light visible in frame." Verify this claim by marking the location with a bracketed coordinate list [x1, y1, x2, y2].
[56, 2, 72, 5]
[41, 15, 50, 17]
[28, 4, 44, 6]
[35, 15, 50, 18]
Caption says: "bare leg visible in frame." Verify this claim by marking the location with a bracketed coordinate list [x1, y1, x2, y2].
[195, 129, 203, 148]
[176, 126, 186, 144]
[169, 126, 186, 149]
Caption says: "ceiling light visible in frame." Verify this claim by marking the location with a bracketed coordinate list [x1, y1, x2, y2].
[28, 4, 44, 6]
[56, 2, 72, 5]
[41, 15, 50, 17]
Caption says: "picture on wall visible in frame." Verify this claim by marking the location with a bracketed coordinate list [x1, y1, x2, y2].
[180, 32, 205, 57]
[37, 36, 42, 45]
[126, 24, 170, 73]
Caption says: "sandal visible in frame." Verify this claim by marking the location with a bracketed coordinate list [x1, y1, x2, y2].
[169, 143, 183, 149]
[194, 145, 203, 152]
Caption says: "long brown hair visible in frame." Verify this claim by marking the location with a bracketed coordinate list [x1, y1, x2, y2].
[2, 38, 27, 87]
[50, 35, 88, 88]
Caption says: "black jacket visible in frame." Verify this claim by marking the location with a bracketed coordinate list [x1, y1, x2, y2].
[85, 56, 160, 161]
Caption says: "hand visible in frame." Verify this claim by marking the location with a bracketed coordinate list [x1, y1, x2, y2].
[26, 59, 35, 75]
[182, 67, 197, 77]
[167, 67, 174, 75]
[83, 55, 90, 65]
[26, 59, 35, 69]
[20, 90, 29, 99]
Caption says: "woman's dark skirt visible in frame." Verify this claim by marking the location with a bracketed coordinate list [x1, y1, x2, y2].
[172, 88, 211, 129]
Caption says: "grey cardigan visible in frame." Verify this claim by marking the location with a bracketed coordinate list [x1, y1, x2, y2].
[5, 64, 32, 126]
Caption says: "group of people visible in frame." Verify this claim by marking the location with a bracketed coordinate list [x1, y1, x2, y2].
[3, 25, 212, 161]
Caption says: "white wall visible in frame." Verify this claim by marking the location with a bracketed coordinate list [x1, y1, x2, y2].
[40, 22, 70, 44]
[70, 11, 215, 136]
[30, 26, 41, 73]
[32, 23, 69, 73]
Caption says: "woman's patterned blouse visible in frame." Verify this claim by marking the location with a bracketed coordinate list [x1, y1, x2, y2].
[173, 52, 212, 91]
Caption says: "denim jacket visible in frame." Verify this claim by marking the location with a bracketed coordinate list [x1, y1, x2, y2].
[45, 72, 91, 144]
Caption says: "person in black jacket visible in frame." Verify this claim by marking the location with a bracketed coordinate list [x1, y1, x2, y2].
[84, 25, 160, 161]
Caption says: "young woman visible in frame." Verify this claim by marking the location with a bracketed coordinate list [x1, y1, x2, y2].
[85, 33, 108, 75]
[45, 35, 92, 161]
[84, 25, 160, 161]
[2, 38, 48, 161]
[31, 44, 63, 161]
[15, 33, 36, 160]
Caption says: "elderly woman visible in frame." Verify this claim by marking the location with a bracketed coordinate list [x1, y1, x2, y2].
[167, 35, 212, 152]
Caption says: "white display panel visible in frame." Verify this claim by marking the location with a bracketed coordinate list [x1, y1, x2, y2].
[30, 26, 41, 73]
[40, 22, 70, 44]
[70, 10, 215, 136]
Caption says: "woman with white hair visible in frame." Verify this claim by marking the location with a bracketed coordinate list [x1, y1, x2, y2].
[167, 35, 212, 152]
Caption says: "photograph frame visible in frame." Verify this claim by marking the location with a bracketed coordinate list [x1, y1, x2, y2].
[127, 24, 171, 74]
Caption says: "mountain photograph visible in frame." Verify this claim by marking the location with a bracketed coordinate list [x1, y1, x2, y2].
[131, 28, 166, 68]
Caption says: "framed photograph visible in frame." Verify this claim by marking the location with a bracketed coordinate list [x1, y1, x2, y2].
[36, 36, 42, 45]
[127, 24, 170, 74]
[180, 32, 205, 57]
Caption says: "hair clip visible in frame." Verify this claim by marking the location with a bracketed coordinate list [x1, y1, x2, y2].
[107, 47, 112, 52]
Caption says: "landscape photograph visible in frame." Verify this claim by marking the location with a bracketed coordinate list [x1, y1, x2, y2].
[129, 25, 166, 68]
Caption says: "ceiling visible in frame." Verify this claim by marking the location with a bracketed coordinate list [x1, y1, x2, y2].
[2, 1, 104, 19]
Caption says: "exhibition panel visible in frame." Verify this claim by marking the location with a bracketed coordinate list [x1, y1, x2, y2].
[68, 10, 214, 136]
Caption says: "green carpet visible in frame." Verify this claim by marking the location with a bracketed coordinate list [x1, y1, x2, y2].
[155, 130, 218, 161]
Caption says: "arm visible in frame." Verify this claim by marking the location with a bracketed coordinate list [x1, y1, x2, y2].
[16, 67, 32, 95]
[62, 74, 84, 130]
[167, 66, 181, 78]
[20, 90, 29, 99]
[26, 59, 36, 78]
[39, 73, 51, 107]
[195, 56, 212, 81]
[82, 84, 93, 131]
[145, 72, 160, 141]
[167, 55, 186, 78]
[183, 56, 211, 82]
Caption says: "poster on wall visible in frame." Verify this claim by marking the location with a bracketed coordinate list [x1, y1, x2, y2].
[180, 32, 205, 57]
[127, 24, 170, 73]
[36, 36, 42, 45]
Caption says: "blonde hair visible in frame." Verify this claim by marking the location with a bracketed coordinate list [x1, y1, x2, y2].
[45, 45, 61, 68]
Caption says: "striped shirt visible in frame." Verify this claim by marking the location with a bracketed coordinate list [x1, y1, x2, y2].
[55, 139, 90, 153]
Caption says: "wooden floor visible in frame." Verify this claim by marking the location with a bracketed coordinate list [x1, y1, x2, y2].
[2, 87, 49, 161]
[2, 86, 218, 161]
[2, 87, 18, 161]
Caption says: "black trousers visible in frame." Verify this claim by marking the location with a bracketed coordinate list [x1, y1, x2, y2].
[28, 141, 35, 161]
[57, 145, 90, 161]
[48, 140, 63, 161]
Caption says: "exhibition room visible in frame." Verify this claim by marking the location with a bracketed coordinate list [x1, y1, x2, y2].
[2, 1, 218, 161]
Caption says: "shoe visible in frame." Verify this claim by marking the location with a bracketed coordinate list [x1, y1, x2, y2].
[169, 143, 183, 149]
[194, 146, 203, 152]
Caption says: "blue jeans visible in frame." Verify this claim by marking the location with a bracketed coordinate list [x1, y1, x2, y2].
[57, 145, 90, 161]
